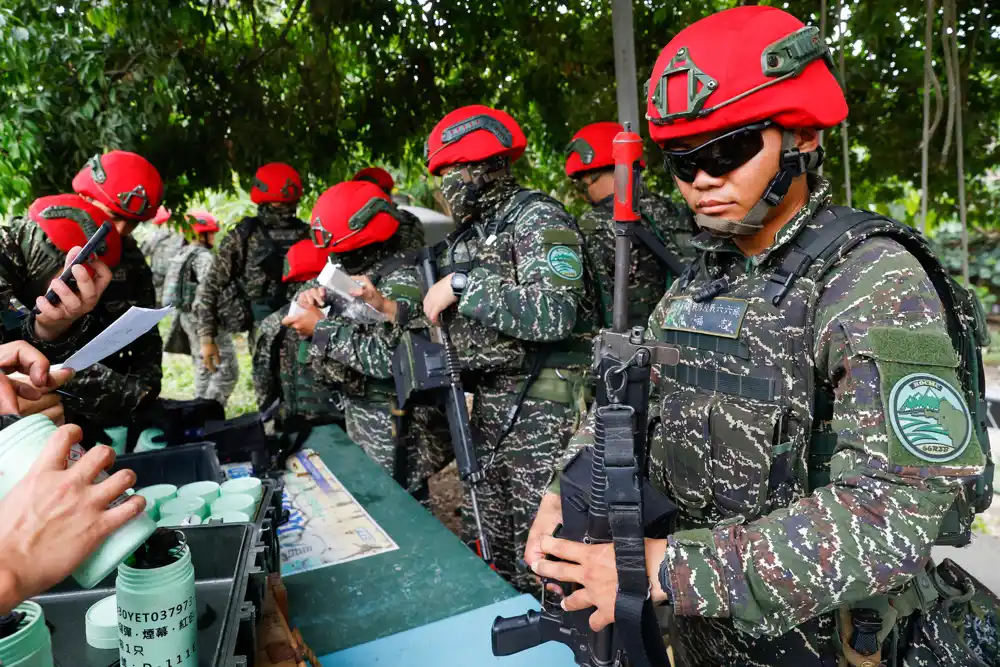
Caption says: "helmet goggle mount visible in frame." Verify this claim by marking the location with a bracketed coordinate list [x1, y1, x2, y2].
[311, 198, 400, 250]
[564, 137, 596, 166]
[645, 26, 834, 125]
[425, 114, 514, 162]
[254, 176, 301, 201]
[118, 185, 149, 217]
[86, 155, 108, 184]
[39, 205, 108, 254]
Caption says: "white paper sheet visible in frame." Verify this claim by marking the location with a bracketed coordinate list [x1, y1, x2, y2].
[53, 305, 173, 372]
[317, 264, 387, 324]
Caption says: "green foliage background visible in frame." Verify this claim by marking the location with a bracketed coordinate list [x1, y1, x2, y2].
[2, 0, 999, 285]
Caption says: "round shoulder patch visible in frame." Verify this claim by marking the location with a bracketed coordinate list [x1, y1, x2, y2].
[546, 245, 583, 281]
[888, 373, 973, 463]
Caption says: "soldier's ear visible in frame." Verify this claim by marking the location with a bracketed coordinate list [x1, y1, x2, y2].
[795, 128, 820, 153]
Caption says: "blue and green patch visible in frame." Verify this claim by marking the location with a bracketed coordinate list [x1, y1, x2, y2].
[546, 245, 583, 281]
[888, 373, 972, 463]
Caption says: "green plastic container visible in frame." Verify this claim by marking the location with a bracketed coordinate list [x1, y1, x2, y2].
[134, 428, 167, 453]
[159, 495, 208, 520]
[85, 594, 118, 650]
[116, 538, 197, 667]
[0, 415, 156, 588]
[156, 514, 203, 527]
[0, 601, 54, 667]
[210, 493, 255, 518]
[137, 484, 178, 522]
[177, 480, 220, 506]
[220, 477, 262, 504]
[102, 426, 128, 456]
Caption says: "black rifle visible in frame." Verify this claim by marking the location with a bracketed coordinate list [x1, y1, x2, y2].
[491, 125, 678, 666]
[392, 246, 492, 564]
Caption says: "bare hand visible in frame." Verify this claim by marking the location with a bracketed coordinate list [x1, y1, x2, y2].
[6, 367, 72, 425]
[33, 246, 112, 342]
[281, 308, 321, 337]
[423, 274, 459, 325]
[525, 492, 563, 570]
[0, 342, 72, 417]
[298, 287, 327, 310]
[0, 425, 145, 612]
[533, 536, 669, 632]
[349, 276, 387, 313]
[200, 340, 221, 372]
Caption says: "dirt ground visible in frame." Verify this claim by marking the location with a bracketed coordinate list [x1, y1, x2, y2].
[428, 462, 463, 536]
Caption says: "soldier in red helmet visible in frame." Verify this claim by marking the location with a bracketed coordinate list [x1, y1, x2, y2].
[282, 181, 450, 504]
[61, 150, 164, 429]
[162, 211, 238, 408]
[566, 121, 697, 327]
[353, 105, 599, 591]
[139, 205, 187, 306]
[352, 166, 426, 253]
[529, 7, 993, 666]
[194, 162, 310, 371]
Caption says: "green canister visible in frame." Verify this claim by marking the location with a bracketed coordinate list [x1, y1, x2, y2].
[0, 601, 54, 667]
[116, 530, 197, 667]
[0, 415, 157, 588]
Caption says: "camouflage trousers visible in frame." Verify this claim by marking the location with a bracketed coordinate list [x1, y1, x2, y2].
[178, 311, 239, 407]
[344, 396, 452, 501]
[463, 383, 582, 593]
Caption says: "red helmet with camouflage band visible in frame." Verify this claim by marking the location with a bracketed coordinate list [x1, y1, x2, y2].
[186, 210, 220, 235]
[283, 239, 333, 283]
[310, 181, 400, 254]
[29, 194, 122, 269]
[645, 6, 847, 236]
[425, 105, 527, 175]
[250, 163, 303, 205]
[353, 167, 395, 194]
[72, 151, 164, 222]
[565, 121, 645, 178]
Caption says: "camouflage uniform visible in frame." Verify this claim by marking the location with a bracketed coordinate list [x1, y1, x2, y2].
[139, 226, 187, 306]
[164, 244, 239, 406]
[252, 301, 343, 426]
[194, 204, 310, 344]
[0, 219, 161, 426]
[565, 176, 986, 665]
[309, 235, 451, 496]
[439, 171, 597, 592]
[577, 186, 697, 328]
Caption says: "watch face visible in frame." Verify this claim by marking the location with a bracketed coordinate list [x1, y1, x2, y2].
[452, 273, 468, 292]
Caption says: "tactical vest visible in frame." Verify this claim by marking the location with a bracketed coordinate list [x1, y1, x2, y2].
[237, 217, 305, 320]
[279, 337, 344, 423]
[437, 189, 597, 374]
[653, 206, 992, 543]
[162, 245, 206, 312]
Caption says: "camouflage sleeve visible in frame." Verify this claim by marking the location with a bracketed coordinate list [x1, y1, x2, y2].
[194, 229, 243, 340]
[308, 267, 422, 379]
[459, 202, 583, 342]
[660, 237, 974, 636]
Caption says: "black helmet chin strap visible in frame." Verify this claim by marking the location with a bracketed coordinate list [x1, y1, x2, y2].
[695, 130, 824, 237]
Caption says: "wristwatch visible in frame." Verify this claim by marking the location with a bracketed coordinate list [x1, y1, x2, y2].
[450, 272, 469, 298]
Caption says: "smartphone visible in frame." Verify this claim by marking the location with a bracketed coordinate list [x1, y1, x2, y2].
[32, 221, 113, 314]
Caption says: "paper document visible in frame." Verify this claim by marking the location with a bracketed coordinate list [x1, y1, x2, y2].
[317, 263, 387, 324]
[53, 305, 173, 372]
[287, 300, 330, 319]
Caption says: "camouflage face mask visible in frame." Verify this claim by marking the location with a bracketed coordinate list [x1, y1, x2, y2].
[258, 202, 298, 228]
[439, 168, 477, 223]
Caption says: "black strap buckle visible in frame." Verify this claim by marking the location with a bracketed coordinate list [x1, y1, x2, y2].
[849, 609, 883, 657]
[768, 268, 795, 306]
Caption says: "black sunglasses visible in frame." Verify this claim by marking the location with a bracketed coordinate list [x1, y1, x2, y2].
[662, 121, 773, 182]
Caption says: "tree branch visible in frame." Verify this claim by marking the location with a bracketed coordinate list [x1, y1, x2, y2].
[238, 0, 307, 72]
